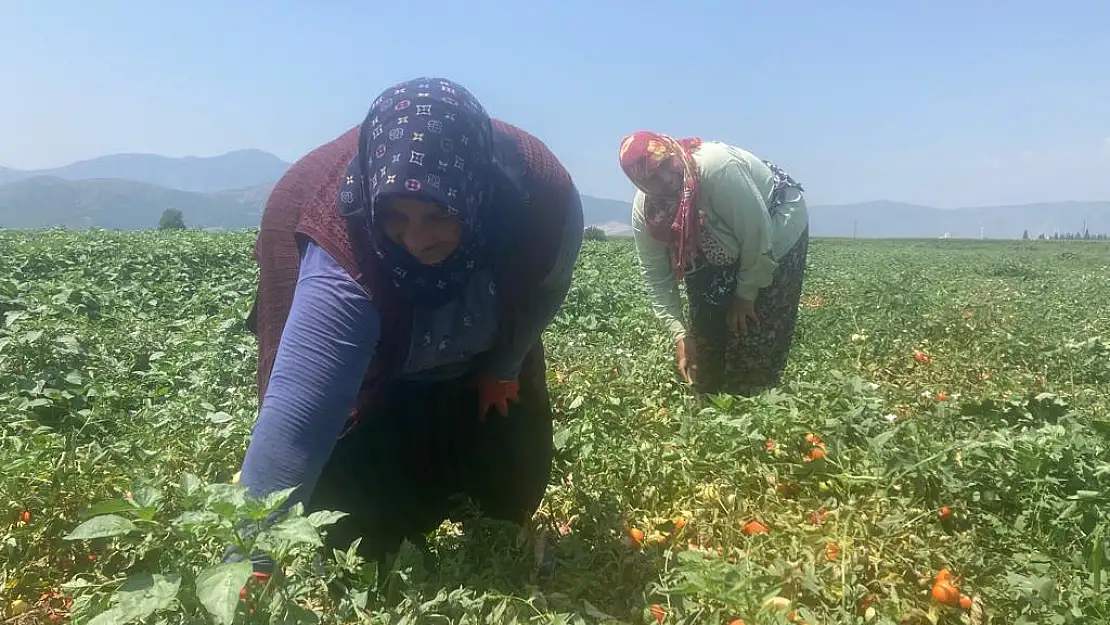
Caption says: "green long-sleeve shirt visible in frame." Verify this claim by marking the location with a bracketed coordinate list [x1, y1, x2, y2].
[631, 141, 809, 342]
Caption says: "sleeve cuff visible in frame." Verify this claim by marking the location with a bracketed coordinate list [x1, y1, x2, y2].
[734, 282, 761, 301]
[481, 353, 525, 382]
[734, 255, 778, 301]
[666, 318, 688, 343]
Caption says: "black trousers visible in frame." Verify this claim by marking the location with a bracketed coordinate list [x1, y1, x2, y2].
[304, 344, 554, 566]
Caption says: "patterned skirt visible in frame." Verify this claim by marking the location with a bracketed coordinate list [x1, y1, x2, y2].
[683, 226, 809, 397]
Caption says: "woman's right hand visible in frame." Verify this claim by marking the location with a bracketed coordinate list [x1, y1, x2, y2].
[675, 335, 697, 385]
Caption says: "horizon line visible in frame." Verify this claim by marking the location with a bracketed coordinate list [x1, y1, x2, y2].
[3, 152, 1110, 210]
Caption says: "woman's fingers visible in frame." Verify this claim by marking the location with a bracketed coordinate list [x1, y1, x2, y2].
[732, 310, 747, 336]
[676, 337, 697, 384]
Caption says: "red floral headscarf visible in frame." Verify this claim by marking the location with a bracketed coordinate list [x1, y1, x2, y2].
[618, 131, 703, 278]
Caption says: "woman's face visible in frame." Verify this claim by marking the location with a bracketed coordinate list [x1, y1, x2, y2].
[380, 197, 462, 266]
[633, 155, 683, 197]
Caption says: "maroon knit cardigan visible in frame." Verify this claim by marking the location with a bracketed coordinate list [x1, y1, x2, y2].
[248, 120, 574, 430]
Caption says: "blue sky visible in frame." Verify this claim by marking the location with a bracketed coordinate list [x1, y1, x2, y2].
[2, 1, 1108, 207]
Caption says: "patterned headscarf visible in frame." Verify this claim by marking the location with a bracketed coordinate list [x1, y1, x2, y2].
[618, 131, 703, 278]
[339, 77, 495, 307]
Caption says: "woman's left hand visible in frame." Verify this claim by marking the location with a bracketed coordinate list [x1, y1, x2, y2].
[478, 376, 520, 420]
[727, 297, 760, 337]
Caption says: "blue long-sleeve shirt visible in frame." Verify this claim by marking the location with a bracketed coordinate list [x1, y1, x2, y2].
[237, 192, 582, 508]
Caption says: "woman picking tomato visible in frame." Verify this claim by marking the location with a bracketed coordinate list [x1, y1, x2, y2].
[618, 131, 809, 396]
[237, 77, 583, 578]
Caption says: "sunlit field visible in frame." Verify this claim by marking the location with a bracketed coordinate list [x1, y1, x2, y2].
[3, 230, 1108, 624]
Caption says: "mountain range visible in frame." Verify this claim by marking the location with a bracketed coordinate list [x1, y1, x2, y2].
[1, 150, 1107, 239]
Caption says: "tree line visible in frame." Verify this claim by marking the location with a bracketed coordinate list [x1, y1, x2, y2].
[1024, 229, 1108, 241]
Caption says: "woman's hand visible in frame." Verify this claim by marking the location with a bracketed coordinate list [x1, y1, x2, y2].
[727, 297, 760, 337]
[478, 376, 520, 420]
[675, 335, 697, 385]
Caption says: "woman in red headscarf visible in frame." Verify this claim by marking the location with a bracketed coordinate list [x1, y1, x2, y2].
[618, 131, 810, 396]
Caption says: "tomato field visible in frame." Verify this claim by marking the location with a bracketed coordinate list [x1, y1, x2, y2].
[2, 229, 1108, 624]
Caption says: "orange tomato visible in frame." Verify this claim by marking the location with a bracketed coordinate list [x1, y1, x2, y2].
[742, 521, 769, 535]
[649, 604, 665, 624]
[672, 517, 687, 531]
[931, 581, 961, 606]
[939, 506, 952, 518]
[19, 510, 30, 523]
[825, 541, 840, 561]
[959, 594, 972, 609]
[808, 447, 827, 461]
[629, 527, 644, 546]
[728, 620, 747, 625]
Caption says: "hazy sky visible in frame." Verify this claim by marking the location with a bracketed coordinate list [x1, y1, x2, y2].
[2, 1, 1108, 207]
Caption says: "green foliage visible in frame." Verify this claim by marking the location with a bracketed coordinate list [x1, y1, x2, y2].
[583, 226, 608, 242]
[2, 231, 1109, 624]
[158, 209, 186, 230]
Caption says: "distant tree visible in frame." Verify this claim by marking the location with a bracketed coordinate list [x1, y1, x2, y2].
[583, 226, 607, 241]
[1037, 233, 1046, 240]
[1022, 229, 1029, 240]
[159, 208, 186, 230]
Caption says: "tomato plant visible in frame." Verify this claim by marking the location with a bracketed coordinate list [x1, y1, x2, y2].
[1, 230, 1108, 623]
